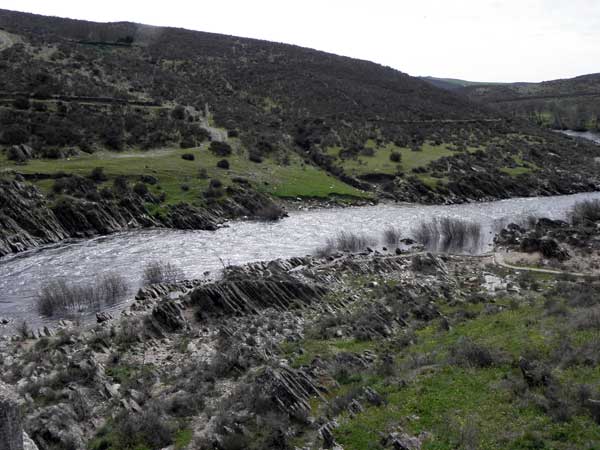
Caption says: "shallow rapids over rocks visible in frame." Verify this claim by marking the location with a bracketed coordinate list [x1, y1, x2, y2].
[1, 191, 600, 332]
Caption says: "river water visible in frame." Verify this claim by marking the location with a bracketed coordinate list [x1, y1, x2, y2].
[2, 191, 600, 333]
[558, 129, 600, 144]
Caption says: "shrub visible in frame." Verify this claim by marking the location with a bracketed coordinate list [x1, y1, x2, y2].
[1, 125, 29, 145]
[89, 167, 108, 182]
[382, 226, 402, 248]
[249, 149, 263, 163]
[36, 273, 128, 316]
[181, 153, 195, 161]
[113, 176, 129, 192]
[209, 141, 232, 157]
[315, 231, 376, 255]
[142, 260, 185, 285]
[389, 152, 402, 162]
[570, 199, 600, 226]
[217, 159, 230, 169]
[171, 105, 186, 120]
[449, 337, 498, 368]
[133, 182, 149, 197]
[180, 135, 196, 149]
[13, 96, 30, 110]
[113, 406, 173, 449]
[412, 217, 481, 252]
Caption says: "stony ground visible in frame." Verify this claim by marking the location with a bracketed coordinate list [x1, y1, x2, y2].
[1, 217, 600, 450]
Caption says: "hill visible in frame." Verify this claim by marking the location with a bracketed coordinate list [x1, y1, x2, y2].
[0, 9, 600, 256]
[420, 76, 509, 91]
[457, 73, 600, 130]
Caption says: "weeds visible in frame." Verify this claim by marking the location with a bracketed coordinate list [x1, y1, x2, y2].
[412, 217, 482, 253]
[36, 273, 129, 316]
[382, 226, 402, 248]
[570, 199, 600, 226]
[315, 231, 376, 256]
[142, 260, 185, 285]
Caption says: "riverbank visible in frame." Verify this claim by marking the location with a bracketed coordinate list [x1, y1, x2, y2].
[2, 219, 600, 449]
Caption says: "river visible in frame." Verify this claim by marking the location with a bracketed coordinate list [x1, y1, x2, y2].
[558, 129, 600, 144]
[2, 191, 600, 334]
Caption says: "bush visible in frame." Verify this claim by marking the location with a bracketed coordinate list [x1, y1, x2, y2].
[315, 231, 376, 256]
[13, 96, 30, 110]
[209, 141, 232, 157]
[133, 182, 149, 197]
[36, 273, 129, 316]
[249, 149, 263, 163]
[382, 226, 402, 248]
[181, 153, 195, 161]
[449, 337, 498, 368]
[113, 176, 129, 192]
[113, 406, 174, 449]
[171, 105, 186, 121]
[142, 260, 185, 285]
[1, 125, 29, 145]
[412, 217, 481, 253]
[570, 199, 600, 226]
[89, 167, 108, 182]
[390, 151, 402, 162]
[217, 159, 230, 169]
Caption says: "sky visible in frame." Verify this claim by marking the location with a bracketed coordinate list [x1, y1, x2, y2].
[1, 0, 598, 82]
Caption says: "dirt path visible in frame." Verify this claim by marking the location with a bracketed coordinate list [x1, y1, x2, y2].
[492, 251, 589, 277]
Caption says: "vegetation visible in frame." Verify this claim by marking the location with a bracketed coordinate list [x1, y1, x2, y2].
[315, 231, 377, 256]
[142, 260, 185, 285]
[36, 273, 128, 316]
[412, 217, 482, 253]
[570, 199, 600, 226]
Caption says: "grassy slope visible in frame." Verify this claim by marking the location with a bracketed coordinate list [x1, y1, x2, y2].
[0, 143, 371, 209]
[282, 270, 600, 449]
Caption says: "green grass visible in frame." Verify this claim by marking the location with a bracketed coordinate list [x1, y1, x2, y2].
[0, 145, 370, 205]
[326, 141, 479, 177]
[281, 283, 600, 450]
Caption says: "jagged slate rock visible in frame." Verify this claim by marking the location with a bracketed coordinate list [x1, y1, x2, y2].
[410, 253, 449, 276]
[163, 203, 219, 230]
[0, 179, 69, 257]
[0, 381, 23, 450]
[381, 432, 423, 450]
[96, 311, 113, 323]
[23, 432, 39, 450]
[151, 301, 188, 332]
[255, 366, 325, 416]
[318, 420, 339, 449]
[348, 399, 364, 415]
[191, 273, 328, 316]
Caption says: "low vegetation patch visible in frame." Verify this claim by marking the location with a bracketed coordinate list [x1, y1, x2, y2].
[36, 273, 128, 316]
[412, 217, 482, 253]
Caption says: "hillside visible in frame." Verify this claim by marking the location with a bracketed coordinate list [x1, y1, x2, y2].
[457, 73, 600, 130]
[419, 76, 508, 91]
[1, 9, 600, 256]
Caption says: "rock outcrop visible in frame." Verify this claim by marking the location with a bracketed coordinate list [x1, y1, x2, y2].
[0, 382, 23, 450]
[191, 272, 328, 317]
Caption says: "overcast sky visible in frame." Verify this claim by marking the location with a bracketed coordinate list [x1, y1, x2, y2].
[1, 0, 598, 82]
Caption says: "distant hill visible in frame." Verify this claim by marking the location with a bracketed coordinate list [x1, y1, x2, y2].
[457, 73, 600, 130]
[420, 76, 509, 91]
